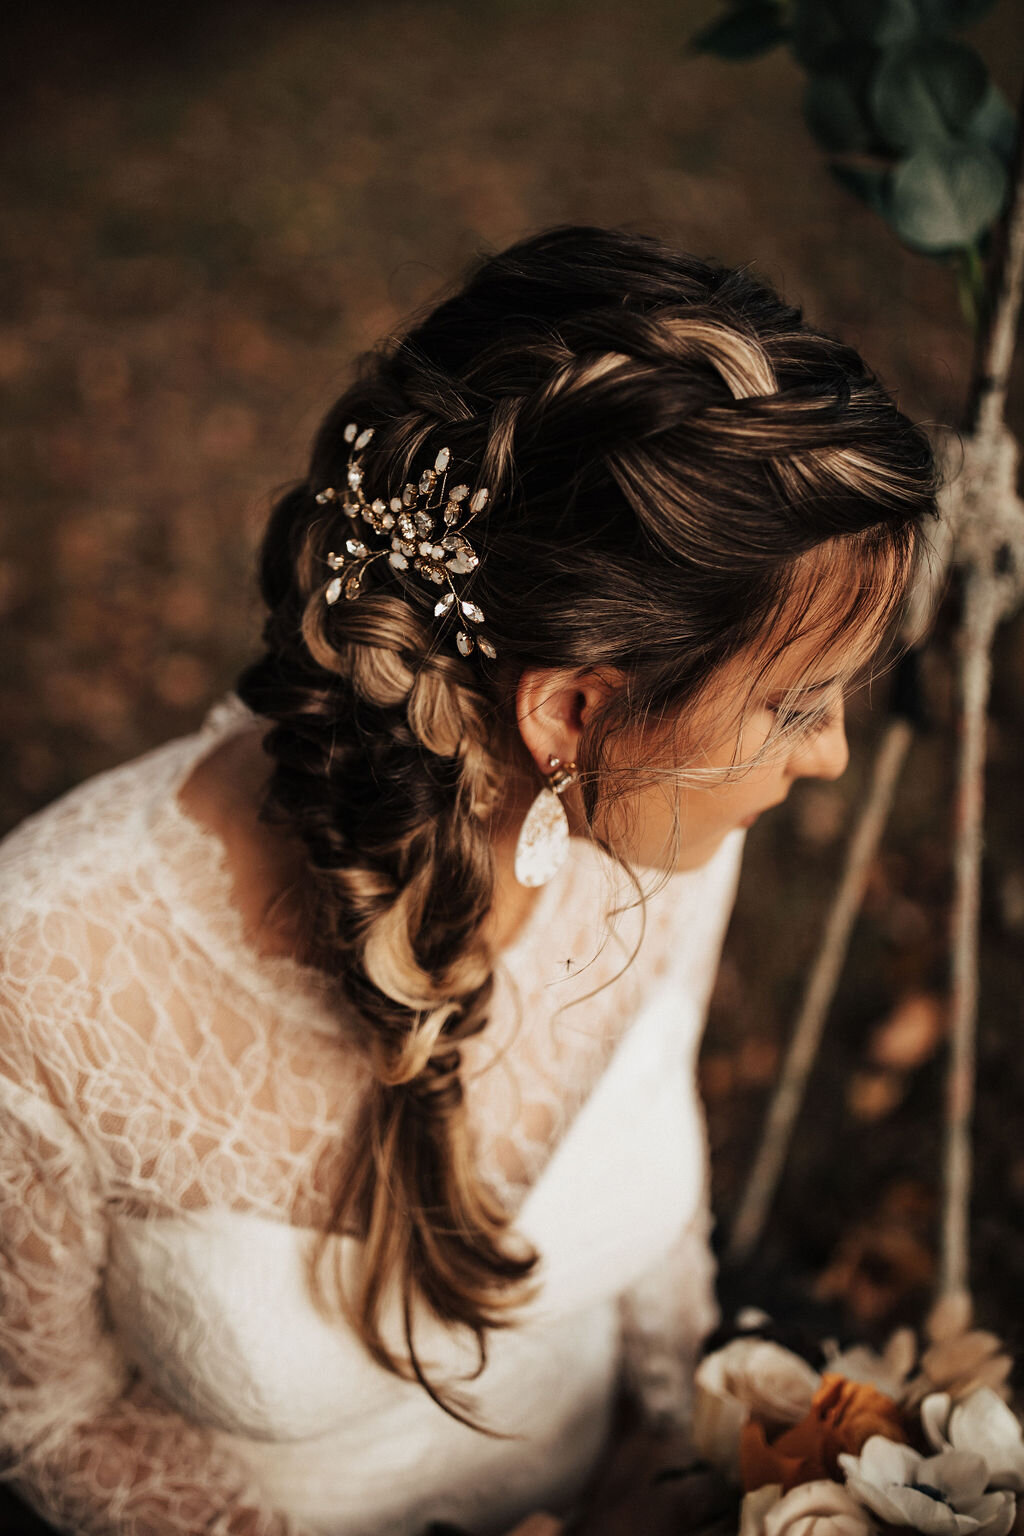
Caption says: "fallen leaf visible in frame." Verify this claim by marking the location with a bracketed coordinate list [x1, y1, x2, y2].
[868, 993, 945, 1072]
[847, 1069, 905, 1122]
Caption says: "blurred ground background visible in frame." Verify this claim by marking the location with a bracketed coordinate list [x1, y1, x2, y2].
[1, 0, 1023, 1363]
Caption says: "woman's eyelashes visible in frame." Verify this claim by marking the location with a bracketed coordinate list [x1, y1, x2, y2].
[765, 700, 838, 734]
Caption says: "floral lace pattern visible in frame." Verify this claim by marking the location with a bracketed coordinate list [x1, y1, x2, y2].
[0, 692, 745, 1534]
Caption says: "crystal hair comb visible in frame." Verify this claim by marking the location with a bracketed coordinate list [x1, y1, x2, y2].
[315, 423, 498, 659]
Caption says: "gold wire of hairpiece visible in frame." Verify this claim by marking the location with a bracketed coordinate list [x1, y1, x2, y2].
[315, 423, 498, 660]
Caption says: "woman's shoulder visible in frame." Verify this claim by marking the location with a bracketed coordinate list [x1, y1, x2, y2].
[0, 696, 263, 1082]
[0, 694, 255, 928]
[0, 694, 276, 1105]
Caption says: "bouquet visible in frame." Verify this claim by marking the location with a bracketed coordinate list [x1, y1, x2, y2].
[687, 1292, 1022, 1535]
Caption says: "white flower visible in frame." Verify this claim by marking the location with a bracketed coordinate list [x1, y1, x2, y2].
[839, 1434, 1016, 1534]
[903, 1293, 1014, 1411]
[822, 1328, 917, 1400]
[740, 1484, 783, 1536]
[922, 1388, 1024, 1492]
[698, 1338, 821, 1423]
[692, 1339, 821, 1474]
[740, 1479, 875, 1536]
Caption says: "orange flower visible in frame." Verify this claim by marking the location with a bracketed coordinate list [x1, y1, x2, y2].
[740, 1372, 908, 1494]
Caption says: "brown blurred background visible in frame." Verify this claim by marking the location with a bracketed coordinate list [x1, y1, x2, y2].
[2, 0, 1023, 1354]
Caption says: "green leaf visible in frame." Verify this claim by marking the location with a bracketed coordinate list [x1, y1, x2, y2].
[687, 3, 789, 59]
[802, 47, 880, 154]
[888, 140, 1008, 251]
[790, 0, 845, 69]
[870, 38, 989, 153]
[962, 78, 1020, 166]
[911, 0, 1001, 29]
[829, 161, 893, 220]
[791, 0, 919, 71]
[853, 0, 922, 46]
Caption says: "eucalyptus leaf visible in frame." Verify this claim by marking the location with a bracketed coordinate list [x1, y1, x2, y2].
[791, 0, 918, 71]
[870, 38, 989, 153]
[888, 140, 1007, 251]
[911, 0, 1001, 28]
[852, 0, 922, 46]
[962, 78, 1020, 166]
[829, 162, 893, 221]
[790, 0, 846, 69]
[687, 3, 789, 59]
[802, 46, 879, 154]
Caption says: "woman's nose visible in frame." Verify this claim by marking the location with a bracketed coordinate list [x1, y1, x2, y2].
[788, 700, 850, 783]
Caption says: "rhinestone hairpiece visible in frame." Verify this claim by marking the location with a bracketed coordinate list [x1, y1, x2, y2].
[315, 423, 498, 660]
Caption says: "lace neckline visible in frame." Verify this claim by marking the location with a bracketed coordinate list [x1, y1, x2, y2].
[147, 692, 578, 1033]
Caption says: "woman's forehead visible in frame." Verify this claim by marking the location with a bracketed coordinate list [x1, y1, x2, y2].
[762, 621, 878, 690]
[709, 576, 892, 713]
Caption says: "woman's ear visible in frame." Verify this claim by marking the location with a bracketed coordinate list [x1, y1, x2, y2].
[515, 666, 627, 777]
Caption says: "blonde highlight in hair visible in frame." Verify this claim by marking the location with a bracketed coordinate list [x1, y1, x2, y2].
[235, 224, 943, 1428]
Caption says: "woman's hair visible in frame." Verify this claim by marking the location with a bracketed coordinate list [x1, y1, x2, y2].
[234, 224, 943, 1426]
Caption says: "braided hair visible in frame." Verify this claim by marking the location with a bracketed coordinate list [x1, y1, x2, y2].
[234, 224, 942, 1427]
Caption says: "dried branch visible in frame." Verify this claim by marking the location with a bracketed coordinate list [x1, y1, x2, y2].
[726, 78, 1024, 1280]
[727, 719, 916, 1266]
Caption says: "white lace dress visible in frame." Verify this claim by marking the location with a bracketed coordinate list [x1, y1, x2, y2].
[0, 691, 746, 1536]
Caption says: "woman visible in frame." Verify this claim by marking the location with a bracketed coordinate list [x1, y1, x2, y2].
[0, 224, 940, 1536]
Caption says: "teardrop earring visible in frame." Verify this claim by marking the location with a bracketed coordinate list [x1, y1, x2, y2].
[513, 754, 579, 888]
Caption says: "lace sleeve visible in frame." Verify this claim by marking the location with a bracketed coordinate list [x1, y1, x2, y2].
[0, 1074, 314, 1536]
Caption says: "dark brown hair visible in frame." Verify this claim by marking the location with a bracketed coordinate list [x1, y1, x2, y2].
[234, 224, 942, 1426]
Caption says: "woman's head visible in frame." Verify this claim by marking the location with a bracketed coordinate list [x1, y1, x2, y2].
[236, 224, 942, 1423]
[295, 227, 934, 867]
[512, 587, 858, 877]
